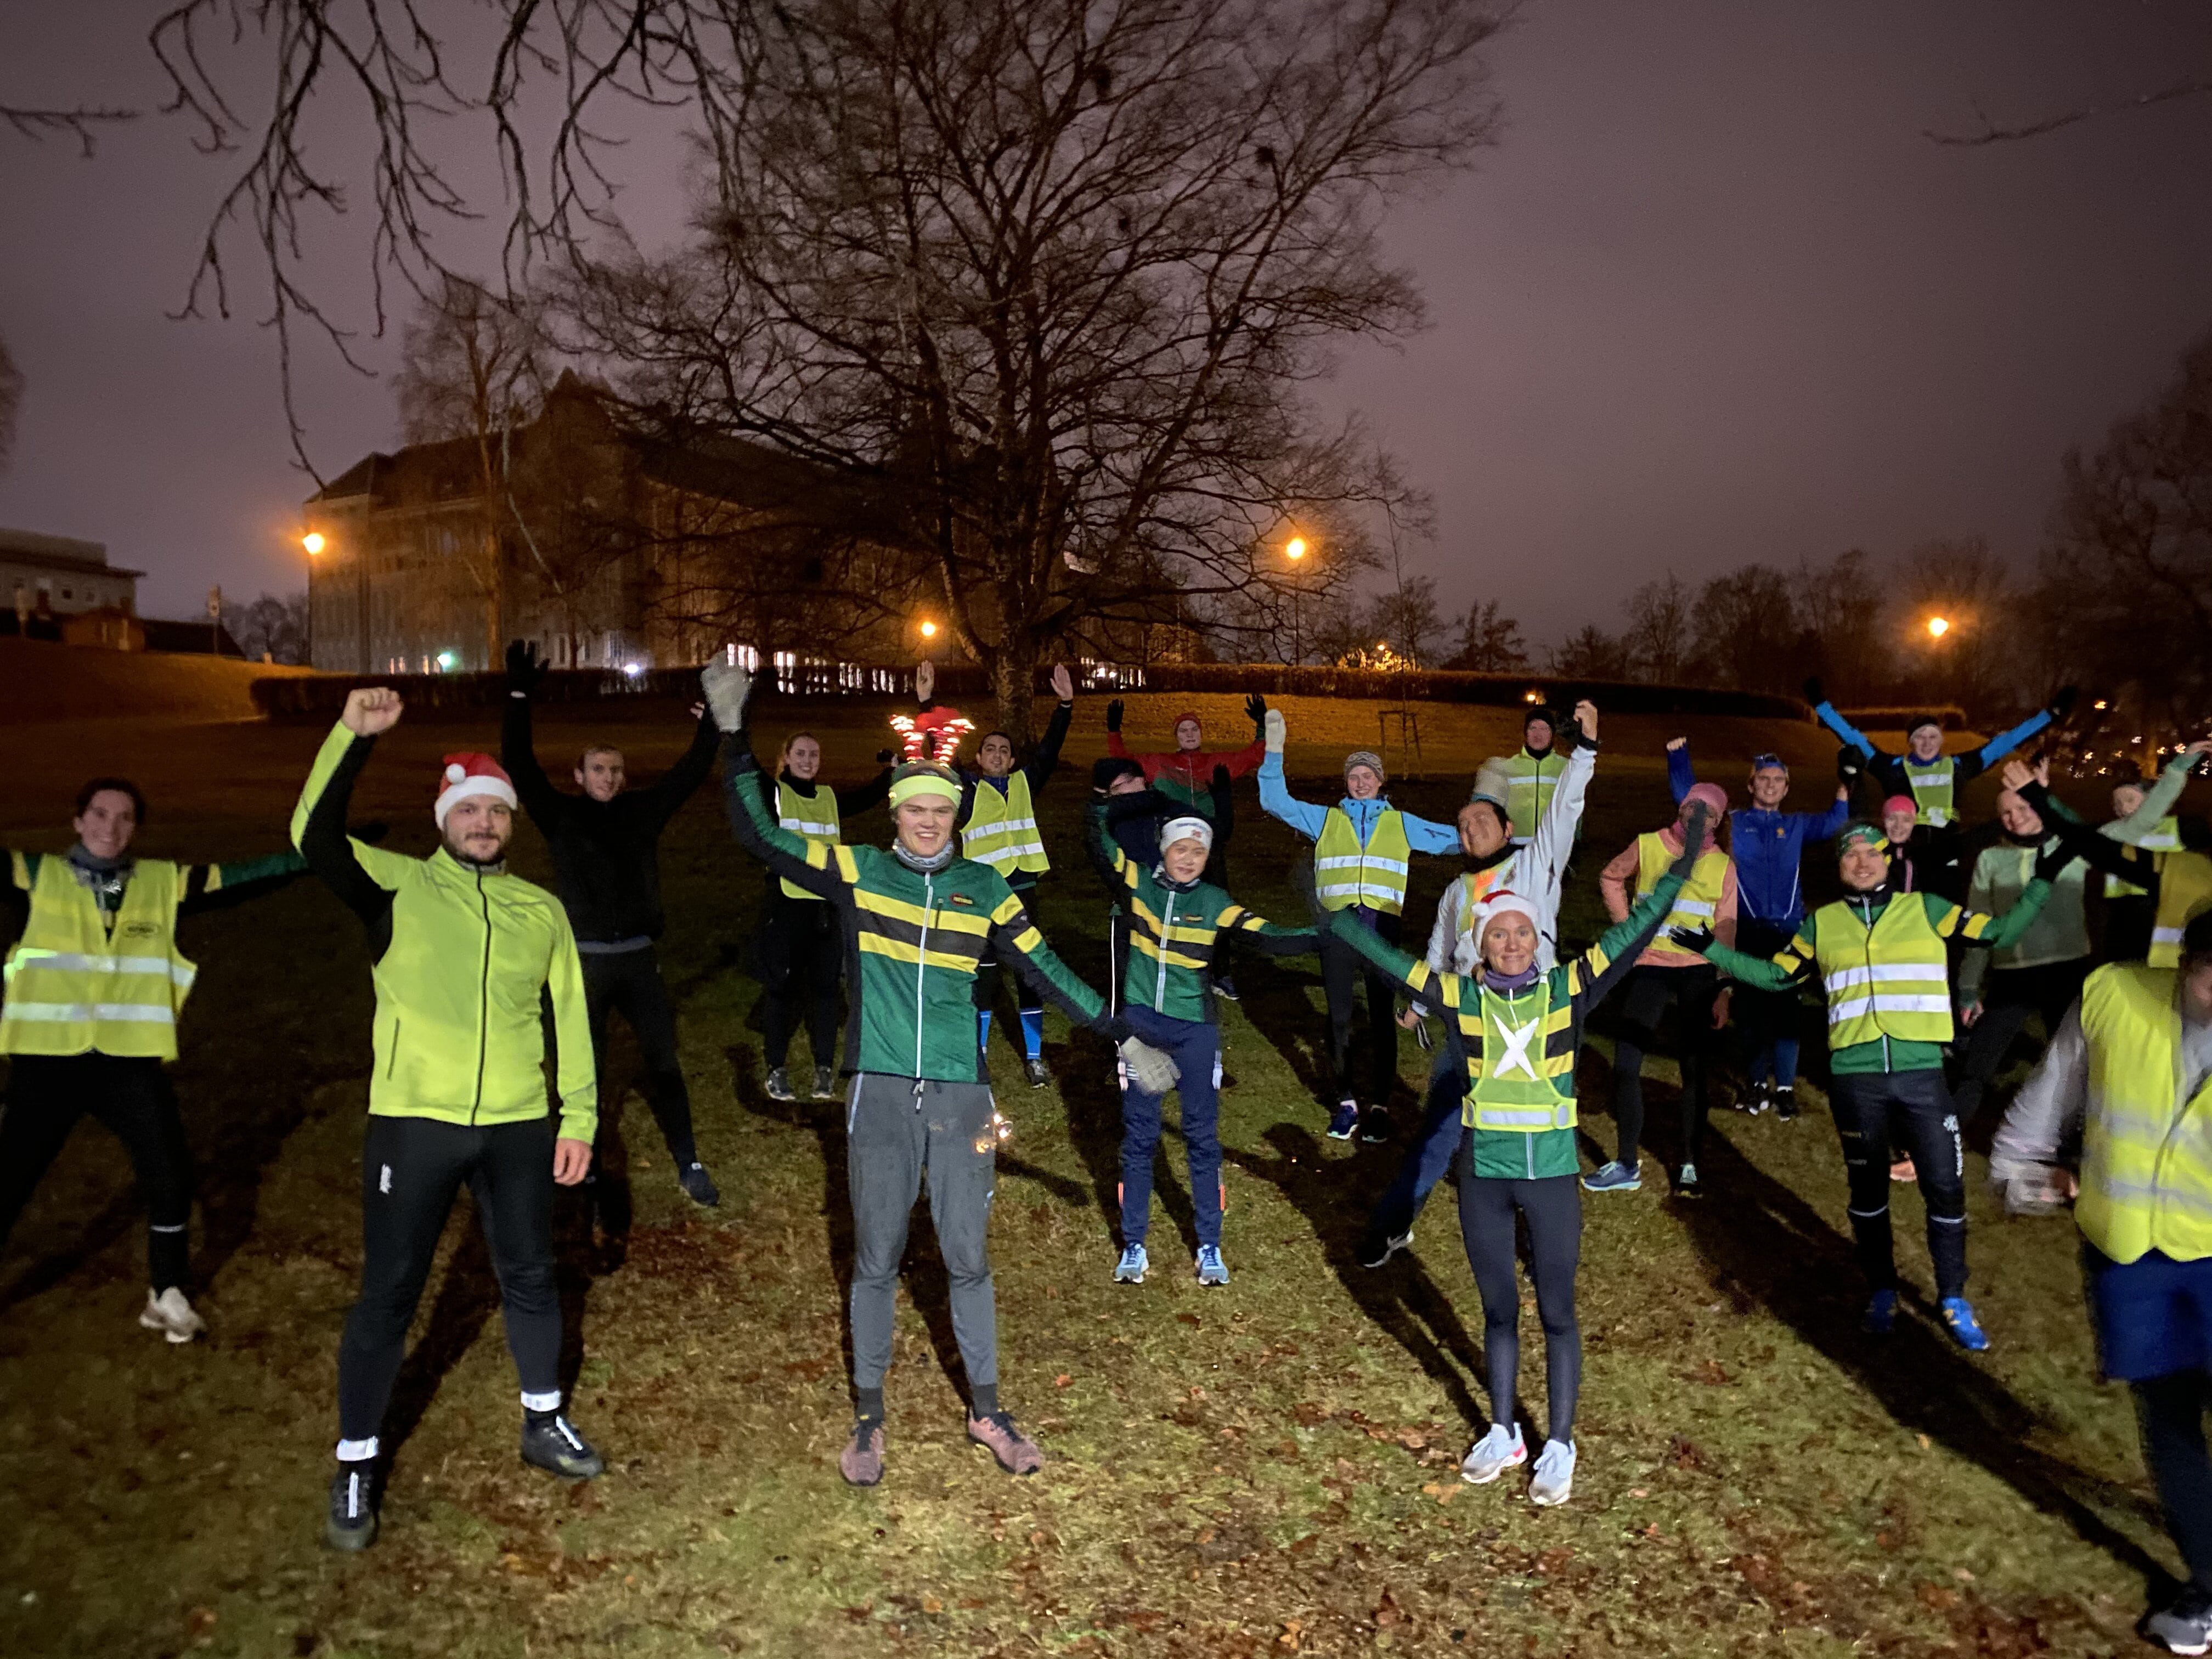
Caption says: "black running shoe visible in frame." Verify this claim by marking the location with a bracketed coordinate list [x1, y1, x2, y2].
[1214, 974, 1241, 1002]
[1024, 1056, 1052, 1089]
[1774, 1085, 1799, 1122]
[325, 1461, 380, 1551]
[1358, 1105, 1394, 1143]
[678, 1161, 721, 1207]
[521, 1412, 605, 1481]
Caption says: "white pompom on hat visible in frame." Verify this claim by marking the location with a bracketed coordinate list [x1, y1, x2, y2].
[435, 752, 518, 828]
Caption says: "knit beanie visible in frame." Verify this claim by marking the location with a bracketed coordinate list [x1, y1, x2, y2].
[1679, 781, 1728, 851]
[1470, 759, 1513, 814]
[435, 754, 517, 828]
[1344, 749, 1387, 786]
[1881, 793, 1917, 821]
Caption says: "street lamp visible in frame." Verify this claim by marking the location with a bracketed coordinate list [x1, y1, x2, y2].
[919, 619, 939, 640]
[1285, 536, 1307, 562]
[302, 532, 326, 556]
[1926, 616, 1950, 639]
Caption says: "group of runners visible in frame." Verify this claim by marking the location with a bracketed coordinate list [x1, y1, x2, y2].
[4, 652, 2212, 1651]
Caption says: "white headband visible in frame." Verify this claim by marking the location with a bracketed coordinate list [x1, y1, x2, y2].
[1160, 815, 1215, 854]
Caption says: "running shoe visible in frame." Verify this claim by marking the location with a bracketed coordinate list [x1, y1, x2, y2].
[1114, 1243, 1149, 1284]
[1581, 1160, 1641, 1194]
[1358, 1105, 1394, 1144]
[1326, 1101, 1361, 1141]
[1214, 974, 1241, 1002]
[678, 1162, 721, 1207]
[1459, 1422, 1526, 1485]
[1744, 1082, 1772, 1117]
[2145, 1587, 2212, 1656]
[1024, 1056, 1052, 1089]
[811, 1065, 839, 1101]
[1774, 1085, 1799, 1122]
[139, 1286, 207, 1344]
[1861, 1288, 1898, 1336]
[764, 1066, 797, 1103]
[1674, 1163, 1703, 1200]
[1357, 1228, 1413, 1269]
[1195, 1245, 1229, 1286]
[1939, 1295, 1990, 1352]
[1529, 1439, 1577, 1506]
[521, 1412, 605, 1480]
[1889, 1156, 1917, 1183]
[967, 1410, 1043, 1475]
[839, 1421, 885, 1487]
[325, 1461, 380, 1551]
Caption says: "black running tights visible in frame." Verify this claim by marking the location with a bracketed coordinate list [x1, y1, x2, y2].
[1457, 1166, 1582, 1444]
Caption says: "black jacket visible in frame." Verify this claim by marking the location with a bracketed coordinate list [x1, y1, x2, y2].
[501, 695, 719, 943]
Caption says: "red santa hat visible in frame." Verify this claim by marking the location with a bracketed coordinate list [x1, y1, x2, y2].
[435, 753, 517, 828]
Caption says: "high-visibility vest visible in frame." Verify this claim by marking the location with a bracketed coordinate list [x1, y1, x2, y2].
[2073, 962, 2212, 1265]
[1448, 975, 1577, 1133]
[1, 854, 196, 1059]
[1314, 805, 1412, 915]
[2151, 850, 2212, 968]
[1504, 750, 1566, 840]
[962, 772, 1048, 875]
[1904, 757, 1959, 828]
[1633, 832, 1729, 964]
[1811, 894, 1954, 1048]
[2107, 815, 2182, 900]
[775, 779, 842, 901]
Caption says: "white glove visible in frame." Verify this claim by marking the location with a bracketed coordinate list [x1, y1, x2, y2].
[1264, 709, 1286, 754]
[701, 663, 754, 733]
[1119, 1036, 1180, 1096]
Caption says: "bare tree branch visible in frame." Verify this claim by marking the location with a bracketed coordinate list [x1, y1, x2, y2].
[1925, 74, 2212, 146]
[0, 104, 140, 156]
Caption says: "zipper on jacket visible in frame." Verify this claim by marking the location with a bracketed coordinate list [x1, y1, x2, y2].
[471, 868, 492, 1121]
[913, 872, 931, 1099]
[1154, 889, 1173, 1013]
[387, 1020, 401, 1079]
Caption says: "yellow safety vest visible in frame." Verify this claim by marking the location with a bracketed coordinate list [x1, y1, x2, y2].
[1438, 975, 1577, 1132]
[2074, 962, 2212, 1265]
[775, 779, 842, 902]
[1811, 894, 1954, 1048]
[962, 772, 1048, 876]
[2151, 850, 2212, 968]
[1633, 832, 1729, 964]
[2104, 815, 2179, 899]
[1503, 749, 1566, 841]
[1904, 756, 1959, 828]
[1314, 806, 1413, 916]
[1, 854, 197, 1060]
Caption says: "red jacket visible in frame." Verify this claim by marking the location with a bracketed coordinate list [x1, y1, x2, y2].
[1105, 731, 1267, 808]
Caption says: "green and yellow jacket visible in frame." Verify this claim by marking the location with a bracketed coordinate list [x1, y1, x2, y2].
[293, 723, 598, 1139]
[1084, 800, 1316, 1023]
[725, 736, 1126, 1082]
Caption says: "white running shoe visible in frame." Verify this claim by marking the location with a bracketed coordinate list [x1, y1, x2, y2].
[1530, 1438, 1576, 1506]
[1459, 1422, 1526, 1484]
[139, 1287, 206, 1344]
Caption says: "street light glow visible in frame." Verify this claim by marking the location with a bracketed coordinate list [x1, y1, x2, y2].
[1285, 536, 1307, 561]
[302, 532, 326, 555]
[919, 619, 939, 639]
[1926, 616, 1950, 639]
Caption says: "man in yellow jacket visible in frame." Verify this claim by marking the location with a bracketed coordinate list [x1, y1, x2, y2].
[1990, 908, 2212, 1655]
[294, 687, 601, 1553]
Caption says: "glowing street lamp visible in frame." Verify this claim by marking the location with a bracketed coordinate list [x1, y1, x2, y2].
[918, 619, 939, 640]
[1285, 535, 1307, 562]
[302, 531, 326, 555]
[1926, 616, 1951, 639]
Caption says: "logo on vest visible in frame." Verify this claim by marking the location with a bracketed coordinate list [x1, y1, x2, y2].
[1494, 1016, 1542, 1081]
[948, 893, 975, 906]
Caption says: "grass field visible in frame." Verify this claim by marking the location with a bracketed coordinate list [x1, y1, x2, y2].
[1, 691, 2204, 1658]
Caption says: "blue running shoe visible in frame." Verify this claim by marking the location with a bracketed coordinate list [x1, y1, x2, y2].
[1581, 1160, 1641, 1193]
[1195, 1245, 1229, 1286]
[1326, 1101, 1360, 1141]
[1114, 1244, 1148, 1284]
[1940, 1295, 1989, 1351]
[1862, 1288, 1897, 1335]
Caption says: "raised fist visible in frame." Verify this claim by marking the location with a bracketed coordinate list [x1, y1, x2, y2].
[699, 664, 754, 733]
[504, 639, 547, 696]
[1105, 698, 1124, 732]
[1802, 676, 1825, 708]
[341, 686, 403, 737]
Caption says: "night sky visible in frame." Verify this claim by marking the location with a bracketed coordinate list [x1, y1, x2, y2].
[2, 2, 2208, 642]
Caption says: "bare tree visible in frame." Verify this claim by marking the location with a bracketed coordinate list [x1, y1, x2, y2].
[1790, 548, 1889, 707]
[230, 590, 311, 663]
[1894, 534, 2029, 717]
[0, 335, 20, 474]
[1367, 574, 1444, 669]
[1690, 563, 1797, 694]
[1547, 623, 1630, 681]
[1447, 597, 1527, 673]
[1620, 571, 1695, 684]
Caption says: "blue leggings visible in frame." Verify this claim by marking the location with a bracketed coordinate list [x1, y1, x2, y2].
[1117, 1005, 1223, 1249]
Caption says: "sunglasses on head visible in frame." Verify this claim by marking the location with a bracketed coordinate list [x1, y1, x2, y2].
[1750, 753, 1786, 771]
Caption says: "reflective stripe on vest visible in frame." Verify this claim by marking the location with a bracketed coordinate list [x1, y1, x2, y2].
[1460, 978, 1577, 1133]
[962, 773, 1048, 874]
[1314, 806, 1413, 915]
[2107, 816, 2180, 899]
[775, 779, 842, 901]
[1812, 895, 1953, 1048]
[1504, 751, 1564, 841]
[1633, 833, 1729, 963]
[2074, 962, 2212, 1264]
[2150, 851, 2212, 969]
[1, 857, 196, 1059]
[1905, 759, 1957, 828]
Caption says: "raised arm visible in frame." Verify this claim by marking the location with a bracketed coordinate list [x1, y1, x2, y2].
[2012, 768, 2145, 887]
[292, 692, 414, 933]
[2112, 742, 2208, 841]
[983, 879, 1126, 1041]
[176, 850, 311, 915]
[637, 704, 721, 829]
[1961, 691, 2070, 781]
[1568, 803, 1711, 1011]
[1083, 796, 1132, 892]
[704, 665, 849, 901]
[1209, 764, 1235, 840]
[1212, 900, 1317, 958]
[1525, 704, 1599, 900]
[1805, 679, 1882, 759]
[499, 642, 565, 822]
[834, 756, 895, 817]
[1322, 902, 1434, 1003]
[1216, 694, 1271, 778]
[1020, 666, 1075, 790]
[1256, 710, 1328, 840]
[1665, 737, 1694, 804]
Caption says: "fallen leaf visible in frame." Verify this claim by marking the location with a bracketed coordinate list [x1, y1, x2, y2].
[185, 1609, 217, 1636]
[921, 1595, 943, 1614]
[1373, 1588, 1403, 1628]
[1054, 1373, 1073, 1388]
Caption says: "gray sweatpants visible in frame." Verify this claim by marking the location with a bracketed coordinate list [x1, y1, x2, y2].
[848, 1073, 999, 1396]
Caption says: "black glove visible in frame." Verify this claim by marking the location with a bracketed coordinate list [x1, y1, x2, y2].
[1801, 675, 1825, 707]
[1245, 692, 1268, 729]
[2048, 684, 2079, 721]
[1105, 698, 1124, 733]
[349, 820, 391, 845]
[875, 748, 895, 765]
[505, 639, 548, 695]
[1669, 803, 1712, 878]
[1212, 764, 1232, 789]
[2034, 838, 2081, 884]
[1836, 747, 1863, 785]
[1668, 924, 1716, 956]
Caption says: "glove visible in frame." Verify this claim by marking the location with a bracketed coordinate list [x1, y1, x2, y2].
[1836, 746, 1863, 785]
[1105, 698, 1124, 733]
[1265, 708, 1286, 754]
[2048, 684, 2079, 720]
[505, 639, 547, 696]
[876, 748, 895, 765]
[1668, 923, 1716, 956]
[699, 663, 754, 734]
[1120, 1036, 1180, 1096]
[1245, 692, 1268, 729]
[2033, 837, 2080, 884]
[1212, 764, 1231, 789]
[1801, 675, 1825, 707]
[1668, 803, 1712, 878]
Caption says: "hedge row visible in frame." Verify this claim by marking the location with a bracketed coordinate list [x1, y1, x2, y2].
[250, 660, 1818, 722]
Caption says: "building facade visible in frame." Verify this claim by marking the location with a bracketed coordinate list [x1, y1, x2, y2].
[2, 528, 143, 629]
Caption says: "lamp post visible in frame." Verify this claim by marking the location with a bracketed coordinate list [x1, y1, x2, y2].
[1282, 534, 1311, 665]
[301, 531, 325, 665]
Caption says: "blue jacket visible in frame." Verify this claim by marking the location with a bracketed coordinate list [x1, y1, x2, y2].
[1256, 754, 1459, 855]
[1667, 742, 1849, 931]
[1814, 702, 2052, 808]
